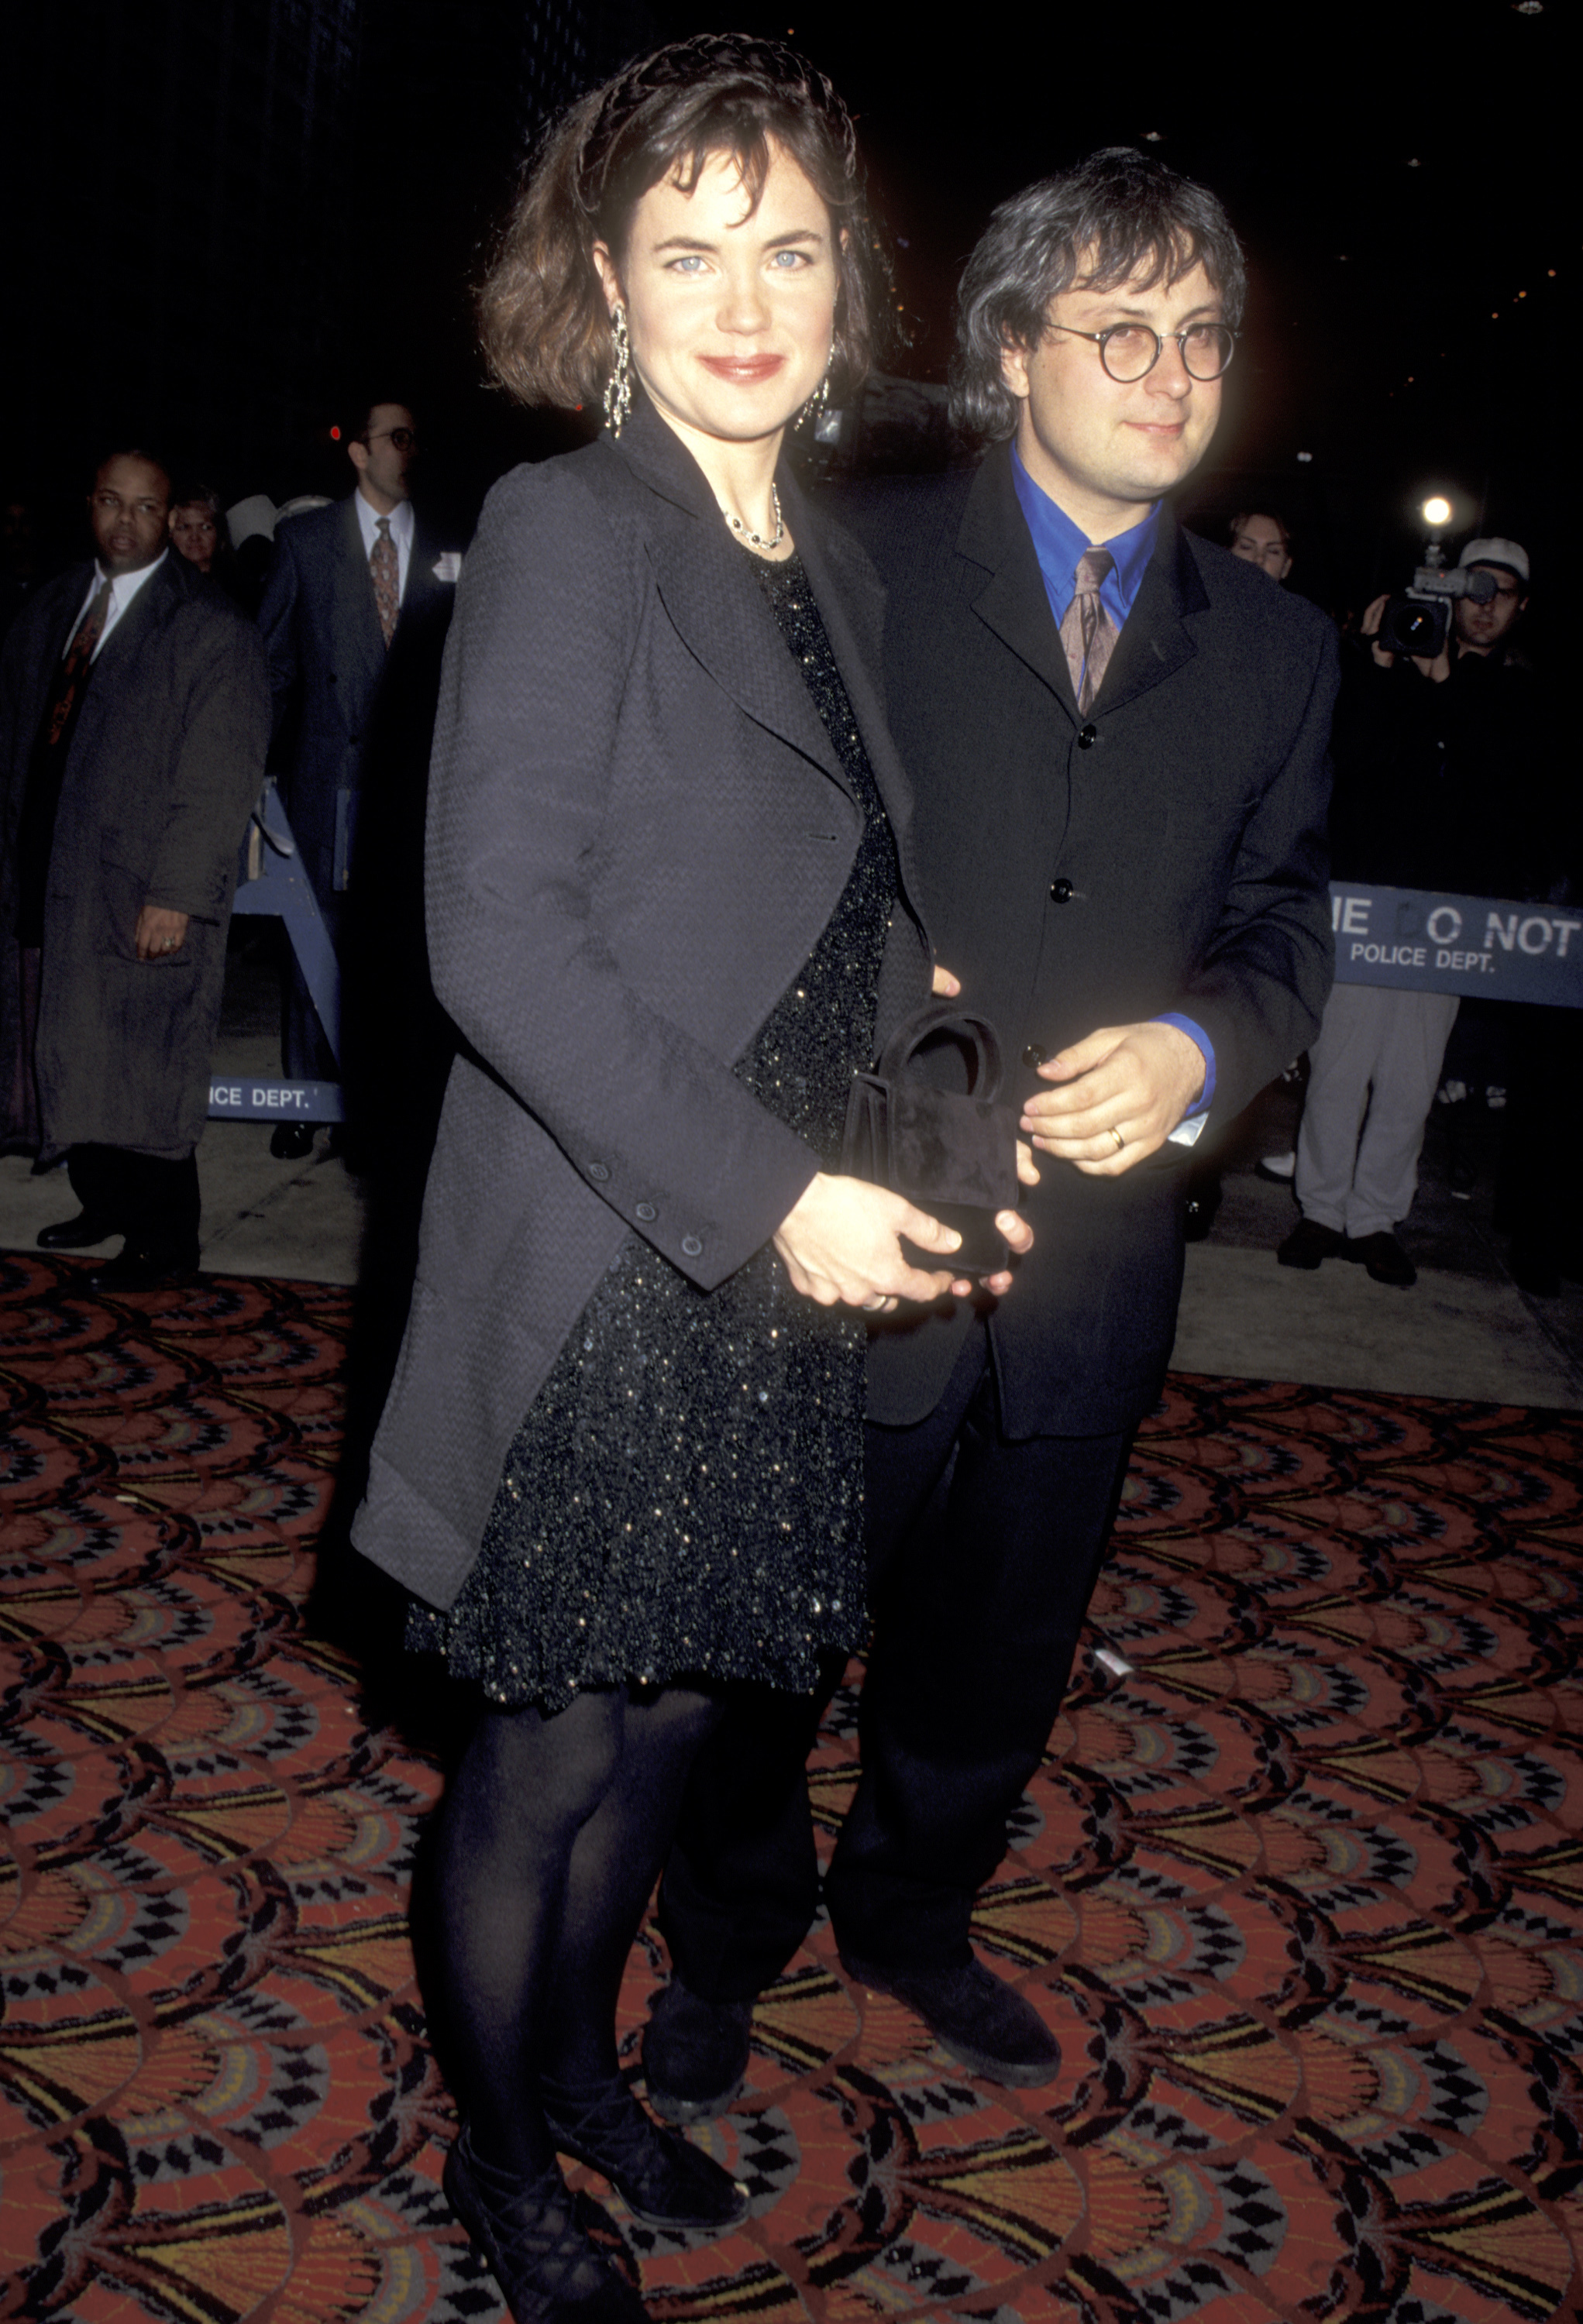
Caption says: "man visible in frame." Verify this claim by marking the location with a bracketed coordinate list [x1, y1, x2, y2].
[1279, 537, 1540, 1289]
[0, 450, 267, 1287]
[1229, 508, 1293, 582]
[258, 400, 457, 1157]
[645, 149, 1337, 2105]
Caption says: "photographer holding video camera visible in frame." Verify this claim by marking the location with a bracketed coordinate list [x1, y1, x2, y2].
[1278, 535, 1549, 1288]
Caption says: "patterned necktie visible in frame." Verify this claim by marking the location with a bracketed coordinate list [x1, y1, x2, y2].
[43, 577, 114, 750]
[1058, 547, 1118, 716]
[370, 517, 399, 648]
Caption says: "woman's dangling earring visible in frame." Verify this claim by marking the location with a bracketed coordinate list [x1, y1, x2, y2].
[794, 365, 831, 435]
[604, 303, 632, 438]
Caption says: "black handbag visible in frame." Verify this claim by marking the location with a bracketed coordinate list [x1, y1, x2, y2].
[841, 1002, 1021, 1275]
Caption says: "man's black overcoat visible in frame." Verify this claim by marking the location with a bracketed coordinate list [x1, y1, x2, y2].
[353, 401, 933, 1611]
[0, 554, 267, 1157]
[844, 449, 1337, 1435]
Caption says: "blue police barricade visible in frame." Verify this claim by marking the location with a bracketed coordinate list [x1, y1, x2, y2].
[1329, 885, 1583, 1008]
[211, 782, 345, 1124]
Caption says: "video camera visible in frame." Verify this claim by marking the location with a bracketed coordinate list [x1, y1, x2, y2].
[1378, 543, 1496, 658]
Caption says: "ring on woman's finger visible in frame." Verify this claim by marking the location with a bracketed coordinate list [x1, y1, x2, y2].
[1110, 1126, 1126, 1153]
[862, 1295, 887, 1312]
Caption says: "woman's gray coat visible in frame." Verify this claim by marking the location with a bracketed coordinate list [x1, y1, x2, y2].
[0, 552, 269, 1158]
[353, 400, 932, 1612]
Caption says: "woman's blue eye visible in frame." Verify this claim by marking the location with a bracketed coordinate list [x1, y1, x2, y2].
[771, 249, 810, 268]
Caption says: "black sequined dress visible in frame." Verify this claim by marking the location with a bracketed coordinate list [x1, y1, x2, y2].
[408, 551, 899, 1710]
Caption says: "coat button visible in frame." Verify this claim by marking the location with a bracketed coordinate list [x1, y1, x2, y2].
[1077, 724, 1097, 749]
[587, 1163, 610, 1182]
[681, 1234, 702, 1257]
[1022, 1043, 1046, 1067]
[635, 1202, 656, 1222]
[1050, 878, 1073, 902]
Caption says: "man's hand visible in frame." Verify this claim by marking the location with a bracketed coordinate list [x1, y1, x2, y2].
[1020, 1020, 1204, 1176]
[135, 905, 191, 961]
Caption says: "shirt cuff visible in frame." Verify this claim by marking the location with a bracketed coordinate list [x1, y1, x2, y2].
[1152, 1013, 1215, 1118]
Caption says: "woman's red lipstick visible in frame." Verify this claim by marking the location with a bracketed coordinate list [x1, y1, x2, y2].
[699, 355, 785, 383]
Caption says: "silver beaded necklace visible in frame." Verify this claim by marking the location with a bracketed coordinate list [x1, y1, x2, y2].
[721, 484, 785, 553]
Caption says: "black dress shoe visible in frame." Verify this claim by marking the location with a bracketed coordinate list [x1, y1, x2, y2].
[442, 2127, 647, 2322]
[37, 1212, 119, 1250]
[85, 1246, 198, 1294]
[1276, 1218, 1345, 1270]
[642, 1982, 752, 2125]
[1344, 1230, 1416, 1287]
[542, 2070, 747, 2231]
[838, 1950, 1061, 2088]
[269, 1122, 318, 1160]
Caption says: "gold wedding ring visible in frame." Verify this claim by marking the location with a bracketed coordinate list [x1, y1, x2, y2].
[1110, 1127, 1126, 1153]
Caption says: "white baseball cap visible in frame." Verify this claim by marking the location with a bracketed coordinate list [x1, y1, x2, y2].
[1458, 537, 1529, 584]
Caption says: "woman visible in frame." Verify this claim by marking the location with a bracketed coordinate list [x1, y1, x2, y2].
[167, 486, 225, 576]
[350, 35, 1020, 2324]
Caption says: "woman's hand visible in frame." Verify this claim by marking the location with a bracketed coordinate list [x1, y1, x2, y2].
[774, 1174, 965, 1310]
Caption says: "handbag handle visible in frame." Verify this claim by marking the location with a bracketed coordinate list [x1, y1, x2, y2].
[872, 1002, 1006, 1104]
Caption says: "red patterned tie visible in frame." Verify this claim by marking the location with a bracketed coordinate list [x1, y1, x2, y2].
[43, 577, 114, 748]
[1058, 547, 1118, 716]
[370, 517, 399, 648]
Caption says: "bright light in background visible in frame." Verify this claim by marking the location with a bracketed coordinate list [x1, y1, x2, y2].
[1421, 494, 1453, 528]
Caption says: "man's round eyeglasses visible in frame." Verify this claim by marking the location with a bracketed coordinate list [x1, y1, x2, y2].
[1044, 321, 1238, 383]
[365, 427, 418, 451]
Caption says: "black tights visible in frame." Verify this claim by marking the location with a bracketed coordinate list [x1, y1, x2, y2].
[435, 1683, 723, 2177]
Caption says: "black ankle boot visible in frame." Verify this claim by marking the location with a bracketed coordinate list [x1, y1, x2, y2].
[542, 2071, 748, 2233]
[443, 2126, 648, 2322]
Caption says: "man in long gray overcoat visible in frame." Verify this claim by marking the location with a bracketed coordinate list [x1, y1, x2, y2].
[0, 449, 269, 1288]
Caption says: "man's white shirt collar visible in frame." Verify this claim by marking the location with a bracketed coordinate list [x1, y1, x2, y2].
[74, 548, 169, 660]
[354, 489, 415, 607]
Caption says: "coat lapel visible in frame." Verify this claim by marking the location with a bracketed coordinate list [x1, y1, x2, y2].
[1089, 503, 1206, 717]
[400, 514, 446, 622]
[88, 552, 183, 686]
[957, 448, 1077, 716]
[610, 402, 849, 797]
[335, 495, 386, 700]
[787, 474, 918, 852]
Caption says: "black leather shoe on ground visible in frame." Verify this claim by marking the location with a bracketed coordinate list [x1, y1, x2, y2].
[1276, 1218, 1345, 1270]
[543, 2071, 747, 2231]
[270, 1122, 318, 1160]
[85, 1246, 198, 1294]
[838, 1951, 1060, 2088]
[442, 2126, 648, 2322]
[1344, 1231, 1416, 1287]
[37, 1212, 119, 1250]
[641, 1981, 752, 2125]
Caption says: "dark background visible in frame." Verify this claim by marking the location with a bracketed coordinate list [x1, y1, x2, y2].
[2, 0, 1568, 636]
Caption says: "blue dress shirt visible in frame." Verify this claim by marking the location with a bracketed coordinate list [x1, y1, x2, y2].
[1009, 447, 1216, 1124]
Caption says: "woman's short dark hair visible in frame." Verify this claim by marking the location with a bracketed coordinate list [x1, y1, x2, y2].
[480, 33, 886, 411]
[951, 148, 1247, 443]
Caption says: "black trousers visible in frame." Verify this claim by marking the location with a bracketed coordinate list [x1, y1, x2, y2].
[658, 1319, 1134, 1991]
[68, 1143, 201, 1265]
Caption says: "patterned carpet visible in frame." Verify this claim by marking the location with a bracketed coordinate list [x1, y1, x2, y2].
[1, 1254, 1581, 2323]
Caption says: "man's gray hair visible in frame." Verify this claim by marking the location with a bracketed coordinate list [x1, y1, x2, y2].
[950, 148, 1247, 443]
